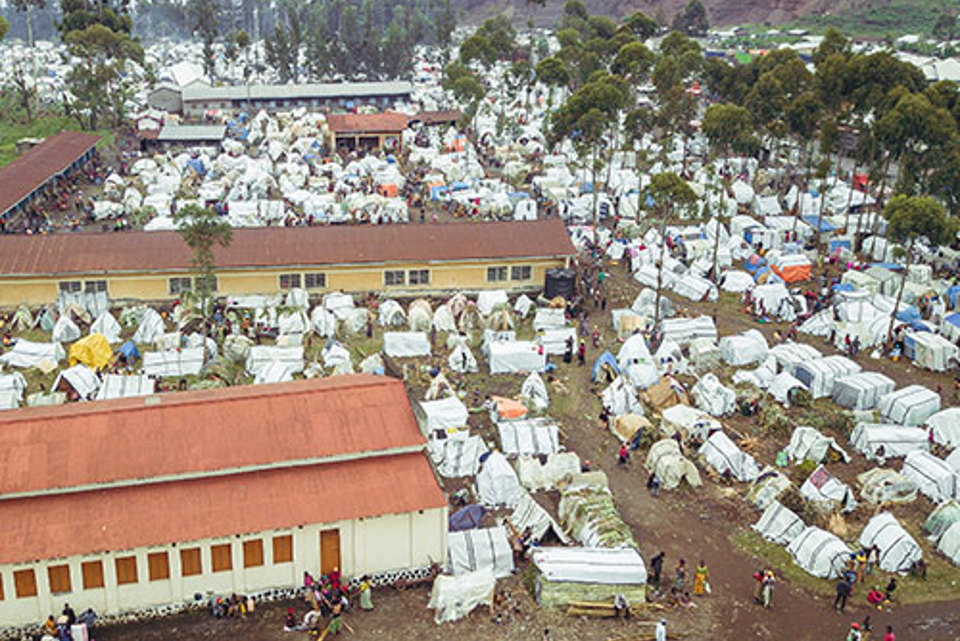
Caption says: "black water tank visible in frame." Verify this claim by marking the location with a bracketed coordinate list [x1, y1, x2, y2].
[544, 268, 575, 300]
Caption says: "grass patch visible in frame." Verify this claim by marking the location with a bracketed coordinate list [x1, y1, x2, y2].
[730, 529, 834, 598]
[0, 113, 115, 167]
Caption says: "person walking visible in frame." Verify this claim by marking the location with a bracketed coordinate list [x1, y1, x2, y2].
[846, 622, 862, 641]
[883, 625, 895, 641]
[649, 552, 665, 590]
[618, 442, 629, 466]
[693, 561, 710, 596]
[577, 339, 586, 366]
[655, 618, 667, 641]
[761, 571, 775, 608]
[835, 578, 852, 613]
[675, 559, 687, 591]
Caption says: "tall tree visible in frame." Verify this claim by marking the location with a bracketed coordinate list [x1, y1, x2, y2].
[671, 0, 709, 37]
[625, 10, 657, 39]
[11, 0, 44, 47]
[174, 203, 233, 356]
[187, 0, 221, 79]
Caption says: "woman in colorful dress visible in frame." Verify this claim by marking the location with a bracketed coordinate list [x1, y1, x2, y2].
[692, 561, 709, 596]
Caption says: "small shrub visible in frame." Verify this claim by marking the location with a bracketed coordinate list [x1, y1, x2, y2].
[779, 485, 819, 525]
[801, 407, 856, 439]
[758, 404, 792, 436]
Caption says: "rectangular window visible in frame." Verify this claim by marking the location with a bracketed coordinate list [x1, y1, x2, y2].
[148, 552, 170, 581]
[169, 277, 192, 295]
[82, 561, 104, 590]
[384, 270, 405, 286]
[14, 569, 37, 598]
[84, 280, 107, 294]
[180, 548, 202, 577]
[47, 565, 71, 594]
[279, 273, 302, 290]
[408, 269, 430, 285]
[272, 535, 293, 564]
[510, 265, 532, 281]
[486, 266, 508, 282]
[115, 556, 138, 585]
[194, 275, 218, 292]
[243, 540, 264, 568]
[211, 544, 232, 573]
[58, 281, 82, 294]
[304, 273, 326, 290]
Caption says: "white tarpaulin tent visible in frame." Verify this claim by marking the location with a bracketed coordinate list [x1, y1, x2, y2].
[143, 347, 204, 377]
[645, 439, 702, 490]
[858, 512, 922, 573]
[660, 404, 722, 441]
[254, 360, 294, 385]
[0, 373, 28, 403]
[246, 346, 304, 375]
[768, 371, 805, 405]
[430, 434, 487, 478]
[786, 526, 851, 578]
[850, 423, 929, 461]
[52, 316, 81, 343]
[0, 341, 66, 368]
[477, 452, 524, 508]
[901, 451, 957, 503]
[794, 356, 861, 399]
[928, 408, 960, 447]
[422, 396, 469, 431]
[719, 329, 768, 366]
[660, 316, 717, 345]
[90, 312, 122, 343]
[96, 374, 154, 400]
[538, 327, 577, 356]
[477, 290, 509, 317]
[517, 452, 581, 492]
[53, 364, 100, 399]
[601, 375, 643, 417]
[428, 568, 496, 623]
[448, 343, 479, 373]
[498, 418, 561, 457]
[447, 526, 515, 578]
[878, 385, 941, 427]
[508, 491, 570, 544]
[799, 464, 856, 512]
[699, 431, 760, 482]
[691, 373, 736, 416]
[938, 520, 960, 567]
[785, 426, 850, 465]
[769, 342, 822, 374]
[383, 331, 431, 357]
[133, 308, 166, 344]
[906, 331, 958, 372]
[532, 546, 646, 593]
[520, 372, 549, 410]
[831, 372, 896, 411]
[533, 307, 566, 331]
[752, 501, 805, 545]
[488, 341, 545, 374]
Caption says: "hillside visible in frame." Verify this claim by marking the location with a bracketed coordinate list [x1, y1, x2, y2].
[454, 0, 887, 31]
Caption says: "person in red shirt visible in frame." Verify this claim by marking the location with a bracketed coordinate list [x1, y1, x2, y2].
[883, 625, 895, 641]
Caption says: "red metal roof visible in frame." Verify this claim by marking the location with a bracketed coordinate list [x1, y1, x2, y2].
[0, 131, 101, 217]
[0, 453, 446, 565]
[0, 375, 426, 497]
[0, 219, 575, 276]
[414, 110, 462, 125]
[326, 112, 409, 134]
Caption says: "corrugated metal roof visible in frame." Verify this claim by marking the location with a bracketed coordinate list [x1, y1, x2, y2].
[0, 375, 426, 497]
[157, 124, 227, 141]
[327, 112, 408, 134]
[182, 81, 414, 102]
[0, 131, 101, 217]
[0, 219, 575, 277]
[0, 452, 445, 565]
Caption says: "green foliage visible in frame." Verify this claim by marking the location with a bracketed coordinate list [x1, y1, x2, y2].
[549, 72, 629, 146]
[535, 56, 570, 88]
[757, 403, 792, 437]
[703, 103, 755, 155]
[932, 11, 956, 40]
[625, 10, 658, 39]
[610, 41, 654, 80]
[813, 27, 848, 67]
[799, 406, 856, 440]
[794, 458, 818, 481]
[645, 172, 697, 218]
[174, 204, 232, 338]
[59, 0, 132, 36]
[186, 0, 219, 79]
[884, 195, 956, 248]
[0, 14, 9, 40]
[671, 0, 709, 37]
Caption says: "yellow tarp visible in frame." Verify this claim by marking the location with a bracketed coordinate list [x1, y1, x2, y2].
[69, 333, 113, 370]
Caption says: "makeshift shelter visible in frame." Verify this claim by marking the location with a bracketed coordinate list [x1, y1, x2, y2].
[532, 547, 647, 609]
[433, 305, 457, 332]
[143, 347, 204, 377]
[770, 253, 812, 283]
[558, 474, 637, 548]
[321, 341, 352, 371]
[53, 364, 100, 400]
[428, 568, 496, 623]
[904, 331, 958, 371]
[246, 345, 304, 375]
[517, 452, 580, 492]
[52, 316, 81, 343]
[514, 294, 534, 318]
[719, 329, 768, 366]
[610, 413, 652, 443]
[858, 512, 922, 573]
[644, 376, 690, 412]
[117, 340, 141, 363]
[498, 418, 561, 457]
[699, 431, 760, 482]
[925, 500, 960, 541]
[421, 396, 469, 431]
[383, 331, 431, 357]
[786, 526, 851, 579]
[831, 372, 896, 411]
[488, 341, 545, 374]
[901, 451, 956, 503]
[748, 468, 793, 509]
[520, 372, 549, 410]
[601, 375, 643, 417]
[769, 342, 822, 374]
[0, 373, 27, 404]
[448, 343, 479, 373]
[132, 308, 166, 344]
[90, 311, 122, 343]
[507, 491, 569, 544]
[431, 434, 487, 478]
[408, 299, 433, 331]
[858, 468, 919, 505]
[660, 316, 717, 345]
[878, 385, 941, 427]
[254, 360, 294, 385]
[378, 299, 406, 326]
[447, 526, 514, 578]
[794, 356, 861, 399]
[0, 341, 66, 369]
[768, 371, 805, 405]
[660, 404, 721, 441]
[800, 465, 856, 512]
[449, 505, 487, 532]
[752, 501, 805, 545]
[96, 374, 154, 400]
[850, 423, 929, 461]
[928, 408, 960, 447]
[687, 337, 721, 373]
[476, 452, 523, 508]
[490, 396, 528, 422]
[537, 327, 577, 356]
[938, 521, 960, 567]
[477, 290, 509, 317]
[785, 426, 850, 465]
[691, 373, 736, 416]
[68, 333, 113, 370]
[645, 439, 702, 490]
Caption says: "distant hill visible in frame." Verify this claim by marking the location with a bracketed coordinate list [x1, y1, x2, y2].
[453, 0, 883, 30]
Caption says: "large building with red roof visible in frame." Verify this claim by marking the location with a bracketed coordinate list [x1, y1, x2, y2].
[0, 375, 447, 627]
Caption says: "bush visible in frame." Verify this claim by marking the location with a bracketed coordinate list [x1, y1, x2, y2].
[800, 407, 856, 439]
[758, 404, 792, 436]
[779, 485, 819, 526]
[793, 458, 818, 483]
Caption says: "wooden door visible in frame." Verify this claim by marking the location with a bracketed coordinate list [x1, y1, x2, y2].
[320, 529, 341, 576]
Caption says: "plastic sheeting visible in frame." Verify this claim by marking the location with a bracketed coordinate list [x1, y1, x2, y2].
[430, 434, 487, 478]
[698, 431, 759, 482]
[428, 568, 496, 623]
[422, 396, 469, 431]
[133, 308, 166, 344]
[878, 385, 941, 427]
[786, 526, 850, 579]
[794, 356, 861, 399]
[498, 418, 561, 457]
[52, 316, 81, 343]
[0, 341, 66, 368]
[785, 426, 850, 465]
[447, 526, 515, 578]
[488, 341, 545, 374]
[752, 501, 805, 545]
[850, 423, 929, 461]
[246, 345, 304, 375]
[517, 452, 580, 492]
[533, 547, 647, 586]
[831, 372, 896, 411]
[53, 364, 100, 399]
[448, 344, 479, 373]
[901, 451, 956, 503]
[96, 374, 154, 400]
[859, 512, 922, 573]
[645, 439, 702, 490]
[520, 372, 549, 410]
[928, 408, 960, 447]
[143, 347, 204, 377]
[508, 491, 569, 544]
[90, 312, 122, 343]
[477, 452, 524, 508]
[800, 464, 856, 512]
[719, 329, 768, 366]
[691, 373, 736, 416]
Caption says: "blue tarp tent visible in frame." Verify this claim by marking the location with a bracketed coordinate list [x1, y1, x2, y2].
[896, 306, 922, 324]
[449, 505, 487, 532]
[947, 286, 960, 309]
[118, 341, 141, 362]
[832, 283, 854, 292]
[592, 350, 621, 382]
[830, 239, 852, 252]
[186, 157, 205, 175]
[430, 185, 450, 200]
[802, 216, 836, 232]
[870, 262, 902, 272]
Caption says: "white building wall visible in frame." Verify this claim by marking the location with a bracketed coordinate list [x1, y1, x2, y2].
[0, 507, 446, 628]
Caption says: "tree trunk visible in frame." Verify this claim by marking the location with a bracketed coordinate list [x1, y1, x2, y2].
[26, 3, 34, 49]
[653, 212, 668, 326]
[885, 238, 913, 349]
[711, 176, 725, 282]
